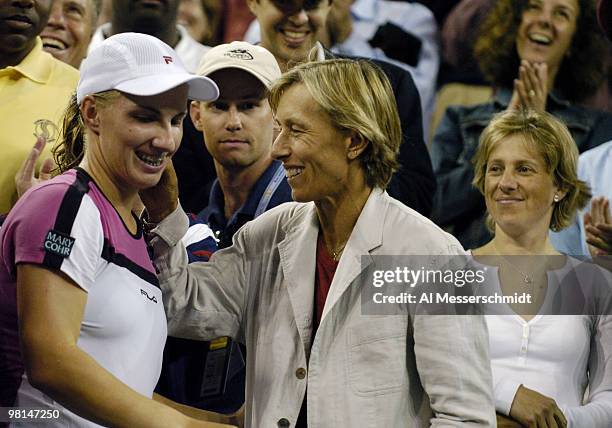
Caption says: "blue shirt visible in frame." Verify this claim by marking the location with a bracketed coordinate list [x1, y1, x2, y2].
[551, 141, 612, 256]
[199, 160, 292, 249]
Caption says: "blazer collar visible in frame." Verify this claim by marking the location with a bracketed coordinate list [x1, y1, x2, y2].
[277, 203, 320, 355]
[320, 188, 386, 320]
[276, 189, 387, 349]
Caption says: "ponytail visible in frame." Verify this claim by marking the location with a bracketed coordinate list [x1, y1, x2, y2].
[53, 92, 85, 173]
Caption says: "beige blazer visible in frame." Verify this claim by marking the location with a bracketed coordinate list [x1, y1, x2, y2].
[150, 188, 496, 427]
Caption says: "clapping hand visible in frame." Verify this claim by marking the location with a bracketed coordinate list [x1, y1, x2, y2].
[508, 60, 548, 112]
[584, 196, 612, 256]
[15, 137, 55, 198]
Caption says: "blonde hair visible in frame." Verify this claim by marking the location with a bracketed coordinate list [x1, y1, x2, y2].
[472, 109, 591, 232]
[53, 91, 120, 173]
[268, 58, 401, 189]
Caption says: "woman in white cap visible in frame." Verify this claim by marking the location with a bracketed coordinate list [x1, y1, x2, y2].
[0, 33, 234, 427]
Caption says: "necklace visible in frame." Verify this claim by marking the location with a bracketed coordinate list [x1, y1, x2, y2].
[491, 242, 534, 284]
[329, 242, 347, 261]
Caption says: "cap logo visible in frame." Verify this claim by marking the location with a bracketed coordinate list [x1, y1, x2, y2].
[224, 49, 254, 61]
[163, 55, 173, 64]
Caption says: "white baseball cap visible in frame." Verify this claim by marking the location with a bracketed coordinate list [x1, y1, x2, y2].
[76, 32, 219, 104]
[196, 41, 281, 89]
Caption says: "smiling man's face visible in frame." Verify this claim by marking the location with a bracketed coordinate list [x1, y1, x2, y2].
[247, 0, 331, 71]
[40, 0, 96, 68]
[0, 0, 53, 67]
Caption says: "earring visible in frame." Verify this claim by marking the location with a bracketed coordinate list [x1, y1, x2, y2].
[554, 194, 560, 202]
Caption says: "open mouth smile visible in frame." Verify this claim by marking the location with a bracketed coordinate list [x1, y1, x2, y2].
[136, 152, 165, 167]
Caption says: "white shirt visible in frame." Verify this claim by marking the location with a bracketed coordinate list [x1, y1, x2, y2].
[89, 24, 210, 73]
[479, 256, 612, 427]
[1, 170, 167, 427]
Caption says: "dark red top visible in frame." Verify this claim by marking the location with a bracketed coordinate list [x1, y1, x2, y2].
[313, 235, 339, 333]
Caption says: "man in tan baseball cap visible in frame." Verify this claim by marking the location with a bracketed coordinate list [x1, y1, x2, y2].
[158, 41, 292, 415]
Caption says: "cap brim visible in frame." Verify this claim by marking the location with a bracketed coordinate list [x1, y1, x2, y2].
[199, 64, 272, 89]
[115, 73, 219, 101]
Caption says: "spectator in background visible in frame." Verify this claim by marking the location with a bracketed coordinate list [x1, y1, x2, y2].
[40, 0, 100, 69]
[552, 0, 612, 257]
[221, 0, 254, 42]
[178, 0, 221, 46]
[237, 0, 437, 217]
[440, 0, 493, 85]
[322, 0, 440, 141]
[431, 0, 612, 250]
[0, 0, 79, 214]
[96, 0, 111, 25]
[471, 109, 612, 428]
[88, 0, 209, 72]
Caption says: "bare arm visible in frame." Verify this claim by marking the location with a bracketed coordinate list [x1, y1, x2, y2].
[17, 264, 233, 428]
[153, 394, 240, 426]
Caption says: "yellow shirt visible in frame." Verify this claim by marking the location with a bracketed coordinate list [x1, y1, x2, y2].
[0, 38, 79, 213]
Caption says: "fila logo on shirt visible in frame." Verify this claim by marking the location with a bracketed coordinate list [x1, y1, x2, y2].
[141, 289, 158, 304]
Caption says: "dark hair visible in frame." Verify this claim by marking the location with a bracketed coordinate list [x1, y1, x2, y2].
[53, 93, 84, 173]
[474, 0, 608, 102]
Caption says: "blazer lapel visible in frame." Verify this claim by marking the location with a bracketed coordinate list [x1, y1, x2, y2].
[277, 203, 320, 354]
[320, 189, 387, 321]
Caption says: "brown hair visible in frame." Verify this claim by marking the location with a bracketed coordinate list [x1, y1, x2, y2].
[53, 91, 120, 173]
[268, 58, 401, 189]
[474, 0, 608, 102]
[472, 109, 591, 232]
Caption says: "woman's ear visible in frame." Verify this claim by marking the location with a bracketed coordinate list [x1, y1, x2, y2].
[80, 96, 101, 136]
[554, 187, 569, 203]
[347, 132, 369, 160]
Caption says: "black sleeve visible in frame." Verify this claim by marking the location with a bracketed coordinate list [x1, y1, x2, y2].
[173, 114, 217, 214]
[368, 22, 422, 67]
[371, 58, 436, 217]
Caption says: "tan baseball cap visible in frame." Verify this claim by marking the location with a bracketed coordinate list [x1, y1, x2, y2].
[196, 41, 282, 89]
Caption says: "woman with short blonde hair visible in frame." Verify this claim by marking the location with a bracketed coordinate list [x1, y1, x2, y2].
[471, 109, 612, 428]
